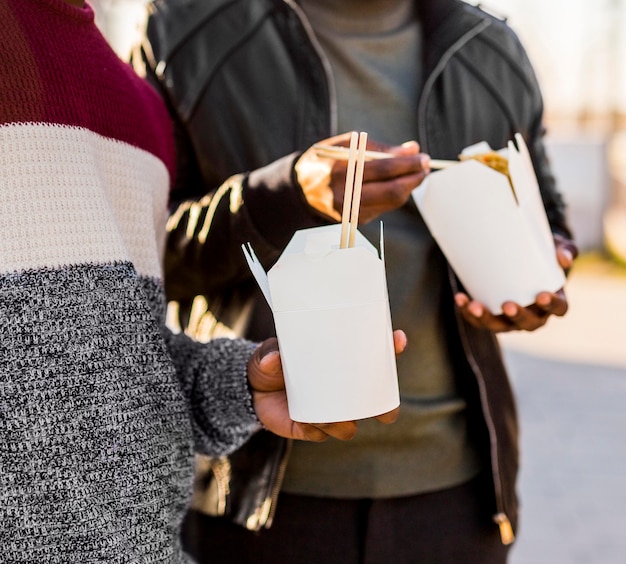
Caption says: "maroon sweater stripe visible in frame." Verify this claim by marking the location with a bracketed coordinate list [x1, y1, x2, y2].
[2, 0, 175, 181]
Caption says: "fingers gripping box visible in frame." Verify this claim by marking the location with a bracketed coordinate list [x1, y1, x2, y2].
[243, 223, 400, 423]
[412, 133, 566, 314]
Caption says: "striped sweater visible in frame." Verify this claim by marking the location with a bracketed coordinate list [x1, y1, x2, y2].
[0, 0, 260, 561]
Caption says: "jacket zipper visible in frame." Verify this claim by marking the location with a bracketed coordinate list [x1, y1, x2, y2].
[210, 456, 232, 516]
[241, 438, 292, 530]
[418, 20, 515, 546]
[448, 272, 515, 544]
[447, 270, 514, 546]
[261, 438, 293, 528]
[283, 0, 338, 136]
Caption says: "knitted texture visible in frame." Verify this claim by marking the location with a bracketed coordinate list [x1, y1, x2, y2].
[0, 0, 259, 561]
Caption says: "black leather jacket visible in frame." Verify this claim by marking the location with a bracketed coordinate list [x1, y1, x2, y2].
[142, 0, 576, 542]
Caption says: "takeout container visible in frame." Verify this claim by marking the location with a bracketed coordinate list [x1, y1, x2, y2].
[412, 133, 566, 314]
[243, 223, 400, 423]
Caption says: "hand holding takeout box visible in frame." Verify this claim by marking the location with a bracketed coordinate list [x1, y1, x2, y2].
[243, 132, 400, 424]
[411, 133, 566, 315]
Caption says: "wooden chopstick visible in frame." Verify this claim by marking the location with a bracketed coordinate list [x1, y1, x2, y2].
[339, 132, 359, 249]
[429, 159, 458, 169]
[313, 143, 457, 170]
[314, 144, 391, 162]
[348, 132, 368, 248]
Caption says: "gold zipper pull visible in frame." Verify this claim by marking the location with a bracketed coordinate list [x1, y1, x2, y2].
[493, 513, 515, 545]
[246, 497, 273, 531]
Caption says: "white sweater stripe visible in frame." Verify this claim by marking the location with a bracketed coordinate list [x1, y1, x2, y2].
[0, 123, 169, 278]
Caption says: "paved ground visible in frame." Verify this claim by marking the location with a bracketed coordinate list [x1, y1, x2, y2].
[498, 254, 626, 564]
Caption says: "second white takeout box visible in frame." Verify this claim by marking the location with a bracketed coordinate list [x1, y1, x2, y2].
[243, 223, 400, 423]
[412, 133, 566, 314]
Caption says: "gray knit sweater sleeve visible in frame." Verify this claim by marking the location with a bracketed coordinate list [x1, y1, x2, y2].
[164, 329, 261, 456]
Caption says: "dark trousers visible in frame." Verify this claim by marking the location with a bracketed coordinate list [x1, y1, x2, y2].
[181, 474, 511, 564]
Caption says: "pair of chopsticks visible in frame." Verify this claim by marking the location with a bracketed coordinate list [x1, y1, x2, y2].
[313, 143, 457, 170]
[339, 132, 368, 249]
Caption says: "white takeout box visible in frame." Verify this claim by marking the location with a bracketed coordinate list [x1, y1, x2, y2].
[412, 133, 566, 314]
[243, 223, 400, 423]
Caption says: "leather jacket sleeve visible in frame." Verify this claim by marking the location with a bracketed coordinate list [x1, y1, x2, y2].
[140, 63, 327, 305]
[164, 147, 326, 303]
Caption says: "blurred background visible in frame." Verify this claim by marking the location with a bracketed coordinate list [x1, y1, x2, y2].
[91, 1, 626, 563]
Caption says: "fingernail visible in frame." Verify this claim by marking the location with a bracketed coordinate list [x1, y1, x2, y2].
[259, 350, 281, 371]
[562, 249, 573, 264]
[469, 303, 483, 317]
[537, 294, 551, 306]
[503, 303, 517, 317]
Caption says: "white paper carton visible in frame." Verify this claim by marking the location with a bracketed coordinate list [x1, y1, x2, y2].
[412, 133, 566, 314]
[243, 223, 400, 423]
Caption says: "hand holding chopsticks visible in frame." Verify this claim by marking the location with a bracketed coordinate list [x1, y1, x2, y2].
[300, 131, 431, 228]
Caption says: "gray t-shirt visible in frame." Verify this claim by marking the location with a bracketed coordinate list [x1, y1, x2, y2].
[282, 0, 481, 498]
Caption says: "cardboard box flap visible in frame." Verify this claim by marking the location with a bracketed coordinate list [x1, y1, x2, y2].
[507, 133, 559, 255]
[278, 223, 380, 257]
[460, 140, 507, 158]
[242, 243, 273, 308]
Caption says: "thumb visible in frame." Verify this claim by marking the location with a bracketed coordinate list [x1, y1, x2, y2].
[247, 338, 283, 393]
